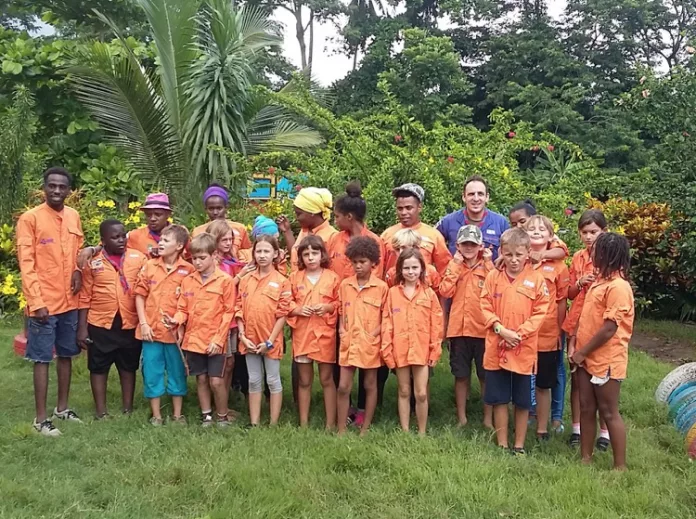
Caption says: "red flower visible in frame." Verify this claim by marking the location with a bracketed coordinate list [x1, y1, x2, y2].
[547, 144, 555, 152]
[447, 156, 454, 163]
[394, 134, 403, 143]
[295, 185, 302, 192]
[506, 131, 516, 139]
[268, 166, 276, 174]
[565, 208, 573, 216]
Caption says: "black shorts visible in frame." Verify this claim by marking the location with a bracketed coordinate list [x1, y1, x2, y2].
[536, 350, 559, 390]
[87, 316, 141, 374]
[449, 336, 485, 380]
[484, 369, 532, 409]
[186, 351, 226, 378]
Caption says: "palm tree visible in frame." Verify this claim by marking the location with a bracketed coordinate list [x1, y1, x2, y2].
[67, 0, 322, 208]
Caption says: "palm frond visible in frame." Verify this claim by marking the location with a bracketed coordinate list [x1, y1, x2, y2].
[245, 104, 323, 154]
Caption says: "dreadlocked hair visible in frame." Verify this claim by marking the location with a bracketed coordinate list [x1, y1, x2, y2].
[592, 232, 631, 280]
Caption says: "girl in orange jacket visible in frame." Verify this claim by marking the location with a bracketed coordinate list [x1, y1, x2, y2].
[287, 235, 340, 429]
[381, 247, 443, 435]
[235, 236, 291, 426]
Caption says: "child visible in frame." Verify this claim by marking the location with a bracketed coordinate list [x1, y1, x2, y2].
[438, 225, 494, 428]
[480, 228, 550, 454]
[508, 200, 568, 263]
[287, 235, 340, 429]
[385, 229, 441, 290]
[570, 232, 634, 470]
[168, 233, 236, 427]
[134, 225, 193, 425]
[337, 236, 388, 436]
[563, 209, 609, 448]
[77, 219, 147, 418]
[526, 215, 570, 440]
[381, 247, 443, 435]
[236, 235, 291, 426]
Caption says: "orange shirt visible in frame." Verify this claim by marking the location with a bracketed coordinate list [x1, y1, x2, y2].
[385, 264, 442, 295]
[327, 226, 386, 281]
[480, 265, 550, 375]
[381, 283, 443, 368]
[534, 259, 570, 352]
[290, 220, 338, 272]
[380, 222, 451, 274]
[133, 256, 194, 341]
[550, 236, 569, 257]
[79, 249, 147, 329]
[192, 219, 251, 254]
[438, 257, 493, 338]
[562, 249, 592, 334]
[16, 203, 84, 315]
[576, 275, 634, 379]
[174, 268, 236, 354]
[235, 269, 291, 360]
[287, 269, 340, 363]
[127, 226, 161, 257]
[338, 274, 388, 369]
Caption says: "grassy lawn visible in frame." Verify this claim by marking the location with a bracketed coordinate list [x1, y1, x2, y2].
[1, 322, 695, 519]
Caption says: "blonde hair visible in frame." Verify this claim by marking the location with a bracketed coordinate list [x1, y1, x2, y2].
[392, 228, 422, 249]
[500, 227, 531, 250]
[525, 215, 555, 237]
[190, 233, 216, 255]
[206, 219, 234, 246]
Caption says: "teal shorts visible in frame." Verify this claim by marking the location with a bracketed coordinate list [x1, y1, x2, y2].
[141, 341, 188, 398]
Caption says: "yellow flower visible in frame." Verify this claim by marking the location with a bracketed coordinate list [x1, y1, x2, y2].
[19, 293, 26, 310]
[428, 157, 435, 164]
[102, 200, 115, 209]
[128, 201, 140, 210]
[97, 201, 104, 207]
[419, 147, 429, 157]
[132, 214, 141, 224]
[5, 274, 13, 283]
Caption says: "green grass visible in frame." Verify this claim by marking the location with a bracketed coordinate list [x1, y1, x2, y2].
[636, 318, 696, 345]
[1, 325, 695, 519]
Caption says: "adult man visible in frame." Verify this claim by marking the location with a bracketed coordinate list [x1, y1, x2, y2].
[381, 183, 451, 273]
[126, 193, 173, 257]
[17, 167, 84, 436]
[436, 175, 509, 259]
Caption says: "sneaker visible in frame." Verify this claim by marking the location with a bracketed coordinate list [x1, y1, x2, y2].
[569, 433, 581, 448]
[149, 417, 164, 427]
[552, 422, 565, 434]
[596, 436, 610, 452]
[33, 418, 61, 437]
[53, 408, 82, 423]
[217, 415, 232, 428]
[170, 415, 187, 425]
[511, 447, 527, 456]
[353, 410, 365, 428]
[537, 432, 550, 442]
[201, 413, 214, 427]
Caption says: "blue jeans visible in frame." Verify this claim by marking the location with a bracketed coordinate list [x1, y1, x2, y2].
[551, 337, 567, 421]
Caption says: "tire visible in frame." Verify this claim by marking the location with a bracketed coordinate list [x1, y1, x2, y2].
[668, 381, 696, 405]
[655, 363, 696, 403]
[668, 390, 696, 421]
[676, 403, 696, 434]
[686, 422, 696, 449]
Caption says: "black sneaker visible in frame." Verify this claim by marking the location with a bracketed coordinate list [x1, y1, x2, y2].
[32, 418, 61, 437]
[53, 407, 82, 423]
[511, 447, 527, 456]
[569, 433, 581, 447]
[596, 436, 610, 451]
[537, 432, 550, 442]
[201, 413, 214, 427]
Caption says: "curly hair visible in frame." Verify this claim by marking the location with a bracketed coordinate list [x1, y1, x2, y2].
[345, 235, 381, 264]
[592, 232, 630, 280]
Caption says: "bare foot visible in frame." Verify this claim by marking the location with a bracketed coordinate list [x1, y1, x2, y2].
[457, 418, 468, 428]
[483, 420, 494, 430]
[581, 457, 593, 465]
[359, 428, 369, 438]
[613, 465, 628, 472]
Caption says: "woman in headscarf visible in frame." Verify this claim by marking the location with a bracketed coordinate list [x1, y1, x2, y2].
[192, 184, 251, 258]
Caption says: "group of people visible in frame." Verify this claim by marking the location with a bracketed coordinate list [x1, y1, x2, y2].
[16, 166, 635, 470]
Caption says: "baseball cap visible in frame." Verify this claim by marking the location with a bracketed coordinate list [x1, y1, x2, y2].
[392, 183, 425, 203]
[140, 193, 172, 211]
[456, 225, 483, 245]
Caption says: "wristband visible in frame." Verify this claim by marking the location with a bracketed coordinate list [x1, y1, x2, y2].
[493, 323, 502, 334]
[265, 340, 274, 350]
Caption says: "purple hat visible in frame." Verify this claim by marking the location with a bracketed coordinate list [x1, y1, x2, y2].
[140, 193, 172, 211]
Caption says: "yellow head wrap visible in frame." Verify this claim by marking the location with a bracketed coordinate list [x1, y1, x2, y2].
[294, 187, 333, 220]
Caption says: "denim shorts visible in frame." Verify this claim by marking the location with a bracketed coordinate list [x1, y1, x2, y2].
[484, 369, 533, 410]
[25, 310, 80, 363]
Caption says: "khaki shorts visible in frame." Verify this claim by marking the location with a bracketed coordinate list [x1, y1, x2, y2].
[227, 329, 238, 356]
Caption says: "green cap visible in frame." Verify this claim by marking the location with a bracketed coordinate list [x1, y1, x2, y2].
[456, 225, 483, 245]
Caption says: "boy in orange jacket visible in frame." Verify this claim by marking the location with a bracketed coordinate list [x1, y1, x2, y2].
[480, 228, 550, 454]
[78, 219, 147, 418]
[438, 225, 494, 428]
[168, 233, 236, 427]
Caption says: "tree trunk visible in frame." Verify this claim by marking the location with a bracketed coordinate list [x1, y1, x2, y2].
[308, 11, 315, 75]
[294, 8, 307, 70]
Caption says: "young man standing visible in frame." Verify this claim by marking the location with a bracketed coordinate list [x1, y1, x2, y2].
[436, 175, 509, 260]
[17, 167, 85, 436]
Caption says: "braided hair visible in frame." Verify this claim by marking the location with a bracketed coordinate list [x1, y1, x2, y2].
[592, 232, 631, 280]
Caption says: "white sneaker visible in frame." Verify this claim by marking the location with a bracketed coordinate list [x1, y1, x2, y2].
[53, 408, 83, 423]
[33, 419, 62, 437]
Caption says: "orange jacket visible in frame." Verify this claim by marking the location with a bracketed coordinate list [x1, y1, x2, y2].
[480, 265, 550, 375]
[380, 222, 451, 274]
[235, 269, 291, 360]
[79, 249, 147, 330]
[287, 269, 340, 363]
[290, 220, 338, 272]
[338, 274, 388, 369]
[16, 203, 84, 315]
[550, 236, 569, 257]
[133, 256, 194, 341]
[385, 264, 442, 295]
[381, 283, 443, 368]
[192, 219, 251, 255]
[534, 259, 570, 352]
[576, 275, 634, 379]
[562, 249, 592, 334]
[438, 257, 494, 338]
[127, 226, 160, 257]
[327, 226, 386, 281]
[173, 268, 236, 354]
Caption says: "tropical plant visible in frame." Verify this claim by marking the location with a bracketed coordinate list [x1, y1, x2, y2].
[66, 0, 322, 212]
